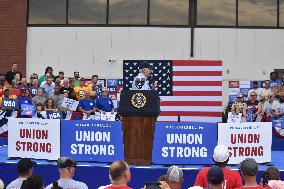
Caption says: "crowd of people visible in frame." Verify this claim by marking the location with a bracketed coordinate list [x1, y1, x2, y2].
[229, 72, 284, 122]
[0, 64, 115, 119]
[0, 145, 283, 189]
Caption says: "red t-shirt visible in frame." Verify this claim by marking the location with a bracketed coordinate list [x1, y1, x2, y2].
[105, 186, 132, 189]
[194, 167, 242, 189]
[235, 186, 266, 189]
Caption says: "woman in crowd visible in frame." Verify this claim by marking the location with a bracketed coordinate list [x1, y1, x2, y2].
[243, 91, 263, 122]
[44, 98, 58, 112]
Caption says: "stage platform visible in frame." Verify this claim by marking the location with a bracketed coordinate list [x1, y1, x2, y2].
[0, 145, 283, 189]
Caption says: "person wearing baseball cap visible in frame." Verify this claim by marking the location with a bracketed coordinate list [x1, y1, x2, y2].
[207, 166, 224, 189]
[235, 158, 266, 189]
[165, 165, 184, 189]
[74, 77, 91, 101]
[132, 61, 156, 90]
[6, 158, 36, 189]
[194, 145, 242, 189]
[45, 157, 88, 189]
[231, 93, 247, 115]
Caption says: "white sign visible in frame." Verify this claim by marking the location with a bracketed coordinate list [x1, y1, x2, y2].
[8, 118, 61, 160]
[83, 112, 116, 121]
[61, 97, 79, 111]
[227, 113, 242, 123]
[218, 122, 272, 164]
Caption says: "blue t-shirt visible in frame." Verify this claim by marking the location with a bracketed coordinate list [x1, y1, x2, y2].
[270, 80, 281, 88]
[78, 98, 95, 111]
[96, 97, 114, 112]
[17, 96, 33, 109]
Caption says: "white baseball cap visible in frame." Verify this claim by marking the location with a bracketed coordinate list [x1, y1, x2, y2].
[213, 145, 229, 162]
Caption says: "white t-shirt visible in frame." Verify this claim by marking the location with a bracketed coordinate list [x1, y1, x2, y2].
[271, 101, 284, 114]
[6, 177, 26, 189]
[262, 88, 271, 100]
[45, 178, 88, 189]
[264, 100, 280, 115]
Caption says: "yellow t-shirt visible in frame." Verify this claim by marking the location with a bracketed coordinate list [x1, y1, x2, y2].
[74, 86, 91, 100]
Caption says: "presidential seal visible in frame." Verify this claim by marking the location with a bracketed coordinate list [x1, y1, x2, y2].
[131, 93, 147, 109]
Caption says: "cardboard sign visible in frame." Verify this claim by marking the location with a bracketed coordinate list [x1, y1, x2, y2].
[227, 112, 242, 123]
[218, 122, 272, 164]
[8, 118, 61, 160]
[61, 97, 79, 111]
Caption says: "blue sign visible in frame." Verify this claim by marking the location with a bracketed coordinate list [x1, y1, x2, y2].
[107, 79, 118, 87]
[240, 88, 250, 96]
[229, 95, 237, 103]
[271, 117, 284, 129]
[61, 120, 124, 162]
[21, 104, 35, 116]
[2, 98, 18, 110]
[152, 122, 217, 164]
[47, 111, 62, 119]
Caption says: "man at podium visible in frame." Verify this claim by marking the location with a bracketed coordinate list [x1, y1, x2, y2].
[131, 61, 157, 90]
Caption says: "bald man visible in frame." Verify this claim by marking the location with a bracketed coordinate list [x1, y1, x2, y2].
[104, 160, 132, 189]
[78, 90, 97, 116]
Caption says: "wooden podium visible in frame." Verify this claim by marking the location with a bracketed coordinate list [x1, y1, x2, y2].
[119, 90, 160, 165]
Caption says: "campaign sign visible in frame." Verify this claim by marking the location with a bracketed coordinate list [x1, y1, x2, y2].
[2, 98, 18, 110]
[218, 122, 272, 164]
[8, 118, 61, 160]
[60, 120, 124, 162]
[229, 81, 239, 88]
[107, 79, 118, 87]
[271, 116, 284, 129]
[227, 113, 242, 123]
[152, 122, 217, 164]
[21, 104, 35, 116]
[61, 97, 79, 111]
[229, 95, 238, 103]
[47, 111, 62, 119]
[240, 88, 250, 96]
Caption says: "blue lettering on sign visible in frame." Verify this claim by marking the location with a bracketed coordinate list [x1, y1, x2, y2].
[60, 120, 124, 162]
[152, 121, 217, 164]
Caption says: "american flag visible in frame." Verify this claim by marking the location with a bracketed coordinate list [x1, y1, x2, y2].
[123, 60, 222, 123]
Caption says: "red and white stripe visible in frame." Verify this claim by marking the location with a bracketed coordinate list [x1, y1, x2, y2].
[158, 60, 222, 123]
